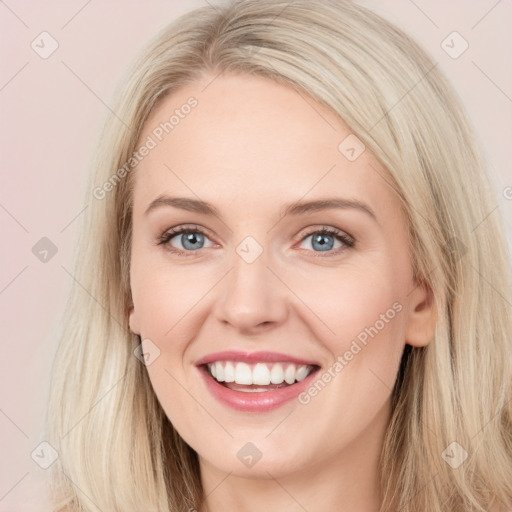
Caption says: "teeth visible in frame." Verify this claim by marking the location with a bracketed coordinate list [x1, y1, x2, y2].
[206, 361, 314, 386]
[215, 362, 225, 382]
[270, 363, 284, 384]
[224, 361, 235, 383]
[296, 365, 310, 382]
[234, 362, 252, 385]
[253, 363, 271, 385]
[284, 364, 296, 384]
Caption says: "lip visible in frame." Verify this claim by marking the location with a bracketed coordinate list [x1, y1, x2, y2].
[196, 351, 321, 412]
[195, 350, 319, 366]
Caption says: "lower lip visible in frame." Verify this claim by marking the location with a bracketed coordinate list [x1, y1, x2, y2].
[198, 366, 319, 412]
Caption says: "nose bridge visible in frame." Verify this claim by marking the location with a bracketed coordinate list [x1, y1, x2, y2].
[214, 235, 288, 331]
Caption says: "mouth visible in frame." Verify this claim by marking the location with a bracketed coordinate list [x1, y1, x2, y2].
[196, 351, 321, 411]
[204, 361, 317, 391]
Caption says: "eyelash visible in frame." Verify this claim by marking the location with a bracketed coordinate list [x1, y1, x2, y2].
[156, 225, 356, 258]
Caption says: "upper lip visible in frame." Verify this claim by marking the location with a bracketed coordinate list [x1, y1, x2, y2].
[195, 350, 320, 367]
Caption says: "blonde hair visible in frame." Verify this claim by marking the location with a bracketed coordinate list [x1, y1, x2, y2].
[45, 0, 512, 510]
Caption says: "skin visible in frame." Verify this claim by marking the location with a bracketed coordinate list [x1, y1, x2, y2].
[128, 72, 437, 511]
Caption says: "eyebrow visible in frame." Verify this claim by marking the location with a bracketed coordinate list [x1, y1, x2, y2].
[144, 195, 376, 221]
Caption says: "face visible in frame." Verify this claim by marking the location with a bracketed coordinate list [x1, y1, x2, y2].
[128, 72, 435, 483]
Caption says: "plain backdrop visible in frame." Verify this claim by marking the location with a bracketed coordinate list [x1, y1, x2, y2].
[1, 0, 511, 509]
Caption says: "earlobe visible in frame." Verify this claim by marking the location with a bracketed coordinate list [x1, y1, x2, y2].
[405, 282, 437, 347]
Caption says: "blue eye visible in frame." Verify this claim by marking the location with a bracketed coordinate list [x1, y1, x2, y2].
[298, 227, 355, 255]
[157, 225, 355, 257]
[158, 226, 212, 253]
[304, 232, 338, 251]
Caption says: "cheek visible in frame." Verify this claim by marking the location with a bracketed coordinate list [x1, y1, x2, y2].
[130, 259, 218, 414]
[131, 256, 216, 341]
[298, 262, 406, 348]
[285, 275, 406, 455]
[130, 259, 210, 434]
[300, 264, 407, 403]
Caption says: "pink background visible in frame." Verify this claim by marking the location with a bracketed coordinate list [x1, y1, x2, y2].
[1, 0, 511, 509]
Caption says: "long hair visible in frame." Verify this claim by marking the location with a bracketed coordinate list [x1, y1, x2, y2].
[45, 1, 512, 510]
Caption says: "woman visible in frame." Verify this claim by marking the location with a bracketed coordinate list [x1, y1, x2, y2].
[46, 0, 512, 510]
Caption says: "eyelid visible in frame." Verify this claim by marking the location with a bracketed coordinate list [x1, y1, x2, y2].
[293, 225, 355, 255]
[296, 225, 354, 242]
[157, 224, 355, 256]
[157, 224, 212, 241]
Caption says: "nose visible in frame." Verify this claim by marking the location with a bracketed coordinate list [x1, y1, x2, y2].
[213, 244, 289, 335]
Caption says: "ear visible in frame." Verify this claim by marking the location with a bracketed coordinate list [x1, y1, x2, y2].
[405, 281, 437, 347]
[128, 304, 141, 336]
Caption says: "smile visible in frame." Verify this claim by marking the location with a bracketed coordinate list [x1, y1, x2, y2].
[206, 361, 314, 389]
[196, 351, 321, 412]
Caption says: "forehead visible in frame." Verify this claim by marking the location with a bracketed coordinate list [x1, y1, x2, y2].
[132, 72, 398, 220]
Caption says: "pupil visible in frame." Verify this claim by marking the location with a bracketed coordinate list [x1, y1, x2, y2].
[183, 232, 203, 249]
[313, 234, 333, 251]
